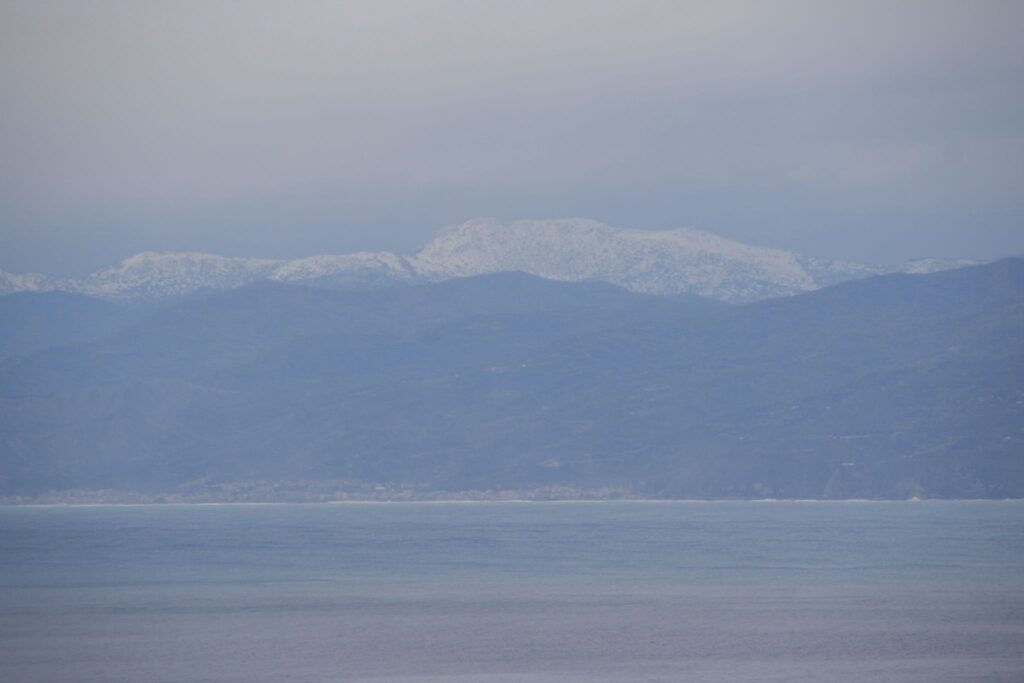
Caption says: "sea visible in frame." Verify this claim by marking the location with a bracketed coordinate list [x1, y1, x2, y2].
[1, 501, 1022, 682]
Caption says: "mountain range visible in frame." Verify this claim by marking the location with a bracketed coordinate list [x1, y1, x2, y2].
[0, 256, 1020, 500]
[0, 218, 979, 304]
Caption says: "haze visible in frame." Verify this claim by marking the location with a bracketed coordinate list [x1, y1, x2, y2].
[1, 0, 1022, 276]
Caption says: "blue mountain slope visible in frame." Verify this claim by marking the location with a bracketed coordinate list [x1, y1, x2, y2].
[0, 262, 1019, 498]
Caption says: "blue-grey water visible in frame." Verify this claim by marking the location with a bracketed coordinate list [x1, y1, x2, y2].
[1, 501, 1022, 682]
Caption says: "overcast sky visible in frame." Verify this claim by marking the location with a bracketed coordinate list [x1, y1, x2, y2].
[1, 1, 1022, 275]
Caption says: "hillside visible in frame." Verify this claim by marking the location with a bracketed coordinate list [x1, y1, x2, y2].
[0, 260, 1019, 499]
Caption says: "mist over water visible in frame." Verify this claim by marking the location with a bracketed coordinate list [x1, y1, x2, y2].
[1, 501, 1022, 682]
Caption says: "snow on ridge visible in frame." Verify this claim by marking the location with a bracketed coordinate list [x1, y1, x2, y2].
[899, 257, 982, 274]
[269, 251, 418, 283]
[415, 218, 818, 301]
[74, 251, 282, 299]
[0, 219, 989, 302]
[0, 270, 65, 295]
[795, 255, 887, 289]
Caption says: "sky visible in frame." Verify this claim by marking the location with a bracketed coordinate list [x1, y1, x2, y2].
[1, 0, 1022, 276]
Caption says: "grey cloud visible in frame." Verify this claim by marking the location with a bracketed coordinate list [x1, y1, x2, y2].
[1, 0, 1022, 275]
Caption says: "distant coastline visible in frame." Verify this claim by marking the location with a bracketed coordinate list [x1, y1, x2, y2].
[2, 485, 1021, 506]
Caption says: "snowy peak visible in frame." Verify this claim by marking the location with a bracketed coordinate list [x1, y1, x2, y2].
[416, 218, 817, 301]
[75, 252, 281, 300]
[0, 219, 988, 303]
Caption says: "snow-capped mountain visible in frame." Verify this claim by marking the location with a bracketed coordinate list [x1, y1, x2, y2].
[0, 251, 422, 300]
[415, 218, 819, 301]
[0, 218, 983, 303]
[76, 251, 281, 300]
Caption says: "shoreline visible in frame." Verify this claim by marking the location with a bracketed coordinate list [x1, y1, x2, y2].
[2, 497, 1023, 507]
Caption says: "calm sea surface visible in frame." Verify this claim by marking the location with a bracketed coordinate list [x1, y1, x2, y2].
[1, 501, 1022, 682]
